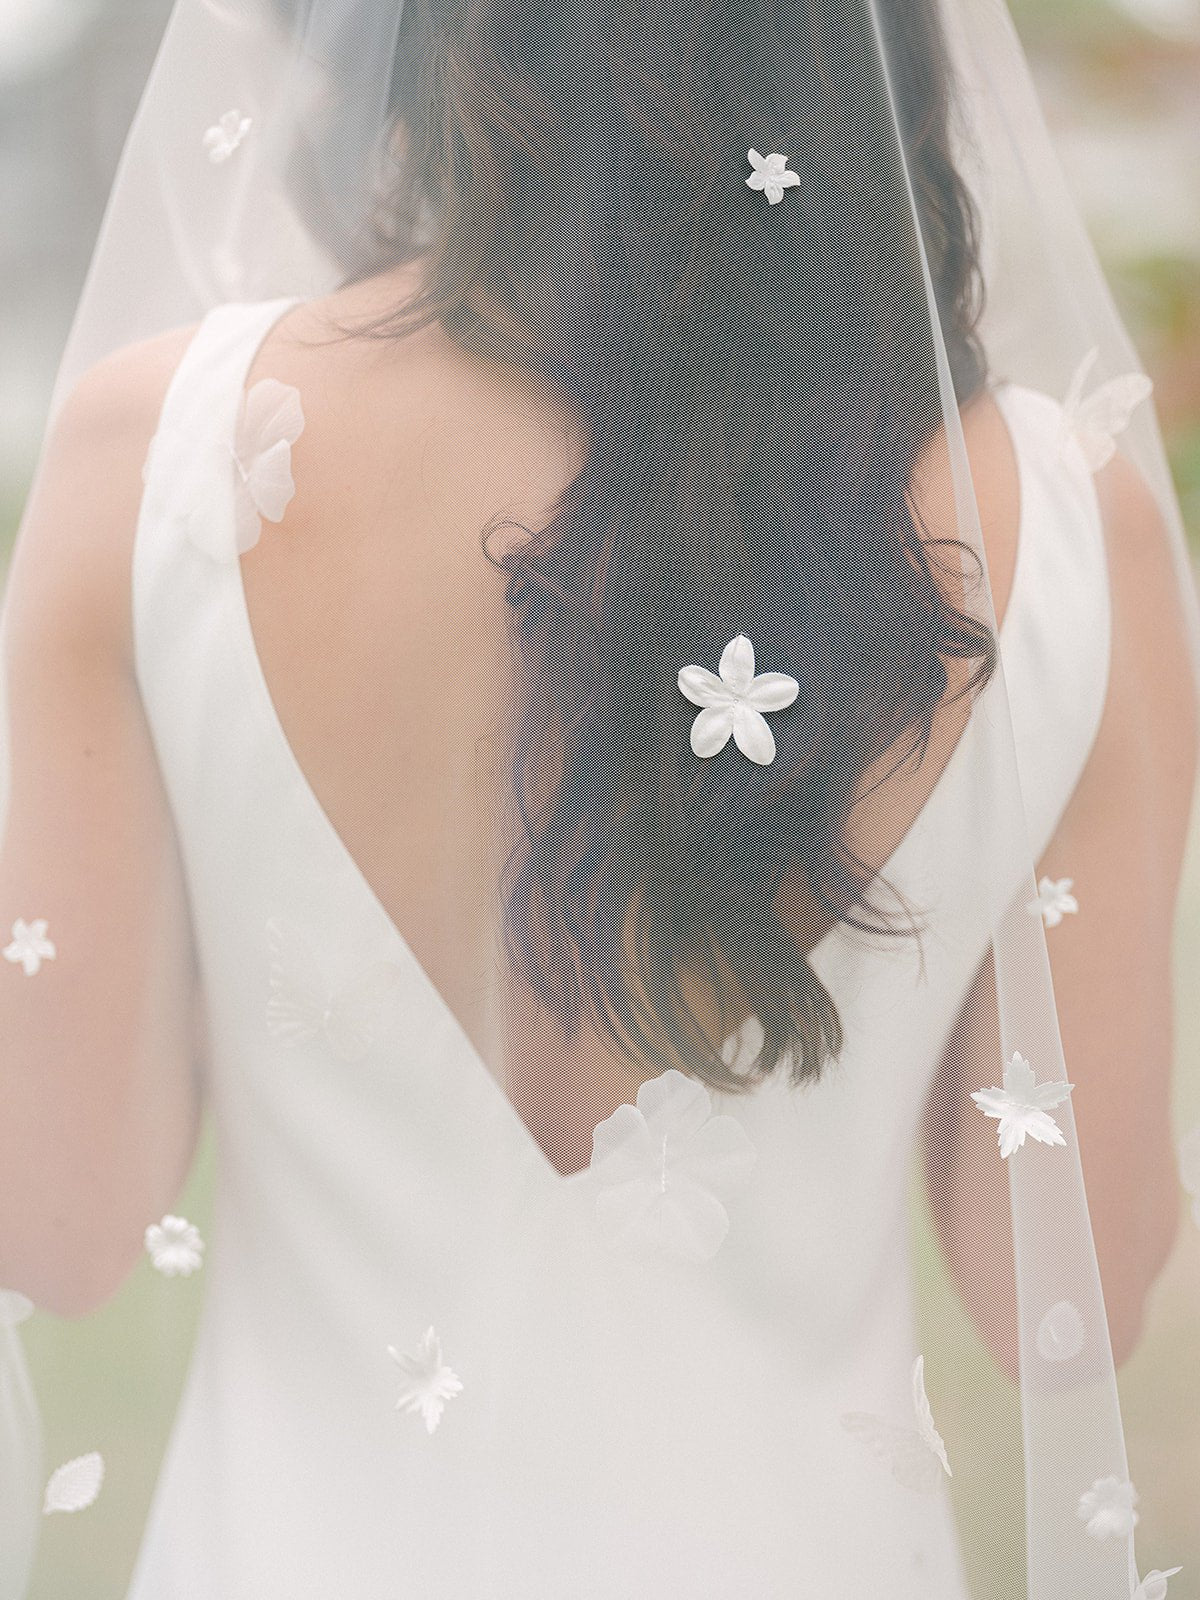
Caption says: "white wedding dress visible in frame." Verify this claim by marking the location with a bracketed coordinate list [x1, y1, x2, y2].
[122, 297, 1110, 1599]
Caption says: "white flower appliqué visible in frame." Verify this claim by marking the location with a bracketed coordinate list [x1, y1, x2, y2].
[841, 1356, 953, 1493]
[204, 109, 252, 164]
[745, 148, 800, 205]
[43, 1452, 104, 1515]
[678, 634, 799, 765]
[1060, 347, 1153, 472]
[1133, 1569, 1183, 1600]
[266, 918, 403, 1064]
[971, 1051, 1074, 1159]
[387, 1326, 463, 1435]
[3, 918, 56, 976]
[1035, 1299, 1086, 1363]
[230, 380, 305, 553]
[145, 1214, 206, 1277]
[1026, 876, 1078, 928]
[589, 1068, 756, 1262]
[0, 1288, 34, 1326]
[1179, 1124, 1200, 1228]
[1077, 1474, 1139, 1540]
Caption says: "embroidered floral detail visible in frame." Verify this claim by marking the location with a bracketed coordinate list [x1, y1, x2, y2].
[230, 380, 305, 553]
[970, 1052, 1074, 1159]
[43, 1452, 104, 1515]
[589, 1068, 756, 1262]
[1060, 348, 1153, 472]
[266, 918, 403, 1064]
[678, 634, 799, 765]
[745, 148, 800, 205]
[3, 919, 56, 976]
[144, 1215, 206, 1277]
[0, 1288, 34, 1326]
[1179, 1124, 1200, 1227]
[387, 1326, 463, 1434]
[1035, 1299, 1085, 1362]
[1026, 876, 1078, 928]
[1077, 1475, 1139, 1540]
[841, 1356, 953, 1493]
[204, 110, 252, 164]
[1133, 1569, 1183, 1600]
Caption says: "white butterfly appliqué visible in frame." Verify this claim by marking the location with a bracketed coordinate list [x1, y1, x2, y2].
[231, 380, 305, 553]
[1060, 347, 1153, 472]
[841, 1355, 953, 1493]
[266, 918, 404, 1063]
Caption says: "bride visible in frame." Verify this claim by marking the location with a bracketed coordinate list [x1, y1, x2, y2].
[1, 0, 1197, 1595]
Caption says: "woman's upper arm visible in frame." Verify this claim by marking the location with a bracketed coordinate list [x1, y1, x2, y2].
[923, 448, 1198, 1373]
[0, 325, 203, 1317]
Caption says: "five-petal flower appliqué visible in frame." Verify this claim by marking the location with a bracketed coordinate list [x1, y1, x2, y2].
[971, 1051, 1074, 1159]
[1026, 876, 1078, 928]
[841, 1355, 953, 1493]
[678, 634, 799, 765]
[145, 1214, 206, 1277]
[745, 149, 800, 205]
[1077, 1474, 1139, 1540]
[266, 918, 403, 1064]
[4, 918, 56, 976]
[588, 1068, 756, 1262]
[387, 1326, 463, 1435]
[204, 110, 252, 164]
[230, 380, 305, 553]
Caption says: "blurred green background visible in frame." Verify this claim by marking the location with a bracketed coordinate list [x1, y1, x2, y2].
[2, 0, 1199, 1595]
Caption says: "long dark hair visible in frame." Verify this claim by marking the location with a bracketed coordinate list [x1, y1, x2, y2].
[339, 0, 993, 1090]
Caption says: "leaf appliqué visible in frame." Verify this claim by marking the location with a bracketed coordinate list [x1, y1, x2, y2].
[43, 1452, 104, 1515]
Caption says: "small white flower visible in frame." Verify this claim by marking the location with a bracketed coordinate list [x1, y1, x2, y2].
[230, 380, 305, 553]
[204, 109, 252, 164]
[589, 1068, 757, 1262]
[1060, 348, 1153, 472]
[1035, 1299, 1085, 1362]
[43, 1451, 104, 1515]
[387, 1326, 463, 1434]
[971, 1052, 1074, 1159]
[1077, 1474, 1139, 1540]
[1133, 1569, 1183, 1600]
[1026, 876, 1079, 928]
[1179, 1124, 1200, 1228]
[3, 918, 56, 976]
[0, 1288, 34, 1326]
[678, 634, 799, 765]
[144, 1214, 205, 1277]
[745, 148, 800, 205]
[841, 1356, 953, 1493]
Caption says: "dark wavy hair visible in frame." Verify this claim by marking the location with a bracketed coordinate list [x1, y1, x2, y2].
[336, 0, 993, 1090]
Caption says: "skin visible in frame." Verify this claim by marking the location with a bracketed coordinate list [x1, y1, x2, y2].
[0, 262, 1194, 1368]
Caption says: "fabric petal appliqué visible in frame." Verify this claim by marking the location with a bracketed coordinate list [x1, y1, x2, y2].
[1025, 876, 1078, 928]
[1035, 1300, 1085, 1362]
[589, 1068, 756, 1262]
[1060, 348, 1153, 472]
[970, 1052, 1074, 1158]
[3, 919, 56, 976]
[678, 635, 798, 765]
[1077, 1475, 1138, 1539]
[145, 1215, 206, 1277]
[231, 379, 305, 553]
[841, 1356, 953, 1493]
[1133, 1569, 1183, 1600]
[204, 110, 252, 164]
[43, 1452, 104, 1515]
[387, 1326, 463, 1434]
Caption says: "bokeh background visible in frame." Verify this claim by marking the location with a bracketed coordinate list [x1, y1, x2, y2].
[1, 0, 1198, 1594]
